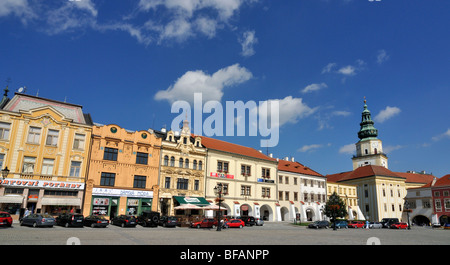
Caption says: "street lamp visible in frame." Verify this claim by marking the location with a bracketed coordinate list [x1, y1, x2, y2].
[214, 183, 223, 231]
[404, 200, 411, 230]
[1, 166, 9, 181]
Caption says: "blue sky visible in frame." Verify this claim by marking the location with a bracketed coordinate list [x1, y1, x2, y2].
[0, 0, 449, 178]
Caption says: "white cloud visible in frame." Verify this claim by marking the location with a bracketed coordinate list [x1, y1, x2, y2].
[301, 83, 328, 94]
[321, 60, 366, 80]
[298, 143, 331, 153]
[0, 0, 35, 24]
[377, 49, 390, 65]
[154, 63, 253, 104]
[374, 106, 401, 123]
[383, 145, 404, 153]
[339, 143, 355, 155]
[239, 30, 258, 57]
[432, 128, 450, 141]
[321, 63, 337, 74]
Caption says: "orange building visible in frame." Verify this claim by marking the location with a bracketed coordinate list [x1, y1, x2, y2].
[83, 124, 161, 219]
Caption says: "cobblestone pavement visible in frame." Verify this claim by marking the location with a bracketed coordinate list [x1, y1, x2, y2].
[1, 221, 449, 245]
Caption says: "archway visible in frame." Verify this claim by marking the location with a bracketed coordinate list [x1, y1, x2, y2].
[305, 207, 315, 221]
[439, 215, 449, 225]
[280, 207, 289, 221]
[240, 203, 253, 216]
[260, 204, 274, 221]
[412, 215, 431, 226]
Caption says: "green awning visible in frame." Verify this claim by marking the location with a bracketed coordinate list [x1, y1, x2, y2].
[173, 196, 210, 206]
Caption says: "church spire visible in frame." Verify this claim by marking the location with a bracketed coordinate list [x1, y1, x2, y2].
[357, 97, 378, 140]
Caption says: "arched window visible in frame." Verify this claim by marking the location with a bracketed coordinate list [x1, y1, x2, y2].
[170, 156, 175, 167]
[193, 160, 197, 170]
[199, 161, 203, 170]
[185, 159, 189, 168]
[164, 155, 169, 166]
[179, 158, 183, 168]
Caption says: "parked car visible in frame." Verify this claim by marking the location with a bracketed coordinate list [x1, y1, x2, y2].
[369, 221, 383, 229]
[255, 217, 264, 226]
[330, 220, 348, 229]
[191, 218, 218, 229]
[224, 219, 245, 228]
[111, 215, 137, 228]
[380, 218, 399, 228]
[83, 215, 109, 228]
[308, 220, 329, 229]
[443, 223, 450, 230]
[137, 211, 160, 227]
[390, 222, 408, 229]
[239, 216, 256, 226]
[159, 216, 178, 227]
[20, 213, 55, 228]
[347, 221, 365, 228]
[0, 211, 13, 227]
[56, 213, 84, 228]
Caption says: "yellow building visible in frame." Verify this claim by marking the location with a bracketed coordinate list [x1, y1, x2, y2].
[200, 136, 279, 221]
[326, 181, 364, 220]
[83, 124, 161, 218]
[0, 90, 92, 220]
[154, 120, 207, 217]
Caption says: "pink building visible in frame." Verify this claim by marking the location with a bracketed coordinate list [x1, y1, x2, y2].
[432, 174, 450, 225]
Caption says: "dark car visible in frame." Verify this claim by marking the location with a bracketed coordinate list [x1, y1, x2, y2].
[112, 215, 137, 227]
[0, 211, 13, 227]
[191, 218, 218, 229]
[83, 215, 109, 228]
[137, 211, 160, 227]
[330, 220, 348, 229]
[380, 218, 399, 228]
[56, 213, 84, 227]
[159, 216, 178, 227]
[308, 220, 329, 229]
[239, 216, 256, 226]
[20, 213, 55, 228]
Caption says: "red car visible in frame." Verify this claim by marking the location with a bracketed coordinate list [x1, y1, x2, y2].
[191, 218, 218, 229]
[0, 211, 13, 227]
[224, 219, 245, 228]
[390, 222, 408, 229]
[347, 221, 365, 228]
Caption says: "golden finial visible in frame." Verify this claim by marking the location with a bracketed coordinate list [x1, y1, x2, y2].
[364, 96, 366, 104]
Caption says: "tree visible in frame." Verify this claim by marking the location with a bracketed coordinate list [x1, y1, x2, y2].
[324, 192, 348, 230]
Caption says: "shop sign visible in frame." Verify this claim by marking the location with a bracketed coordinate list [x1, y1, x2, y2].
[92, 188, 153, 198]
[128, 199, 139, 206]
[0, 179, 84, 190]
[210, 172, 234, 179]
[184, 197, 200, 203]
[93, 198, 110, 206]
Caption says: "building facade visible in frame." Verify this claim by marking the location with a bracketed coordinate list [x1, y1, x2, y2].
[154, 120, 207, 217]
[0, 91, 92, 220]
[326, 181, 364, 220]
[201, 136, 279, 221]
[82, 124, 161, 219]
[431, 174, 450, 225]
[278, 158, 327, 222]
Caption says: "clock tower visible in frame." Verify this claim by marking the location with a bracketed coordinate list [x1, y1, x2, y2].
[352, 98, 388, 170]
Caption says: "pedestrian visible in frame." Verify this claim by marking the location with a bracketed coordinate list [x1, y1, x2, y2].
[366, 220, 369, 229]
[24, 208, 30, 217]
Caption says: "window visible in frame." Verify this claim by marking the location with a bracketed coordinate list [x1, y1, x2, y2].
[177, 178, 188, 190]
[364, 189, 369, 198]
[100, 172, 115, 187]
[198, 161, 203, 170]
[261, 168, 270, 178]
[285, 191, 290, 201]
[41, 158, 54, 175]
[217, 161, 229, 172]
[434, 191, 440, 197]
[194, 180, 199, 191]
[262, 187, 271, 198]
[294, 177, 297, 185]
[444, 191, 450, 197]
[170, 156, 175, 167]
[134, 175, 146, 189]
[164, 155, 169, 166]
[164, 177, 171, 189]
[193, 160, 197, 170]
[103, 147, 118, 161]
[69, 161, 81, 177]
[279, 191, 283, 200]
[444, 199, 450, 211]
[304, 193, 308, 202]
[27, 127, 41, 144]
[45, 129, 59, 146]
[279, 176, 283, 184]
[22, 157, 36, 174]
[136, 152, 148, 165]
[0, 153, 4, 169]
[179, 158, 183, 168]
[241, 165, 251, 176]
[241, 185, 251, 196]
[423, 200, 431, 208]
[185, 159, 189, 168]
[73, 134, 85, 150]
[0, 122, 10, 140]
[294, 192, 298, 201]
[435, 200, 442, 212]
[285, 176, 289, 184]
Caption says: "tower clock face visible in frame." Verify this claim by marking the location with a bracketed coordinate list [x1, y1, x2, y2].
[371, 142, 378, 148]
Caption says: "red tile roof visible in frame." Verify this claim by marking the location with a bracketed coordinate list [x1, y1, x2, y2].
[197, 135, 277, 162]
[433, 174, 450, 187]
[325, 165, 435, 185]
[278, 160, 323, 177]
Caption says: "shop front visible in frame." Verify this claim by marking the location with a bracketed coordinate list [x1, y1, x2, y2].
[0, 178, 84, 220]
[90, 187, 153, 219]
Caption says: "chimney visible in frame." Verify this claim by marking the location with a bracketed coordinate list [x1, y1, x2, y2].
[269, 153, 273, 158]
[284, 156, 289, 161]
[291, 157, 295, 162]
[431, 177, 437, 186]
